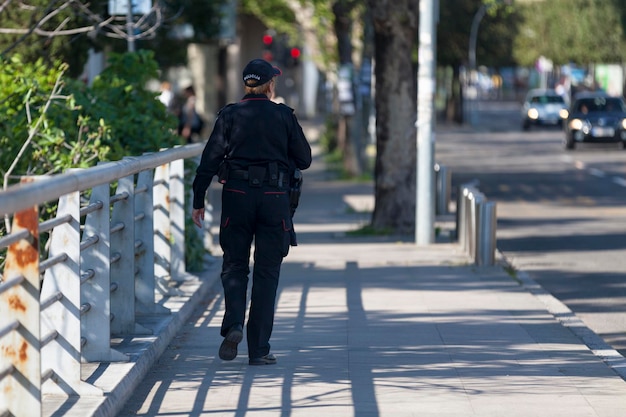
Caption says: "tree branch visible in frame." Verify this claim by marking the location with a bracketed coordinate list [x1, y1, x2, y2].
[0, 0, 165, 48]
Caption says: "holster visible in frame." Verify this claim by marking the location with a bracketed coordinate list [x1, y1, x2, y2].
[289, 227, 298, 246]
[289, 168, 303, 217]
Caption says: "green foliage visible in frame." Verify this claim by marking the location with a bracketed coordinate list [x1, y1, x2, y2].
[241, 0, 299, 40]
[0, 0, 227, 74]
[0, 51, 181, 186]
[137, 0, 227, 68]
[0, 56, 109, 184]
[513, 0, 626, 66]
[184, 216, 206, 271]
[70, 51, 181, 160]
[240, 0, 336, 66]
[438, 0, 519, 68]
[184, 160, 210, 271]
[0, 51, 202, 272]
[178, 0, 226, 42]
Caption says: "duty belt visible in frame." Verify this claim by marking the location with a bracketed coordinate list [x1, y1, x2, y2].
[229, 169, 253, 180]
[229, 169, 286, 186]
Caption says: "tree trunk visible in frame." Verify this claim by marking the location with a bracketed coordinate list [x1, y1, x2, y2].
[333, 0, 361, 177]
[445, 64, 464, 124]
[368, 0, 419, 234]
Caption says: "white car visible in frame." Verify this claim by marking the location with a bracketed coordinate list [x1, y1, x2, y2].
[521, 89, 569, 130]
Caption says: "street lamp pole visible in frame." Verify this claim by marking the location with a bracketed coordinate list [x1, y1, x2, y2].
[466, 3, 487, 125]
[468, 4, 487, 72]
[469, 1, 512, 76]
[416, 0, 438, 245]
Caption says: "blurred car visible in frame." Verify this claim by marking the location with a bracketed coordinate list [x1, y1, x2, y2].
[521, 88, 569, 130]
[564, 93, 626, 150]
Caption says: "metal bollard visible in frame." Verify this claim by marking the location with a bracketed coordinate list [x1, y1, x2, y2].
[457, 184, 472, 253]
[468, 190, 484, 261]
[456, 181, 479, 244]
[455, 185, 465, 243]
[456, 182, 497, 265]
[460, 186, 476, 252]
[434, 163, 451, 215]
[476, 201, 497, 266]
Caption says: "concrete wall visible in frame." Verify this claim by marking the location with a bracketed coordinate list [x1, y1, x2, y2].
[187, 43, 220, 124]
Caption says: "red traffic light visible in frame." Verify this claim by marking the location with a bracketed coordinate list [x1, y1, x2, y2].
[263, 34, 273, 45]
[290, 47, 301, 59]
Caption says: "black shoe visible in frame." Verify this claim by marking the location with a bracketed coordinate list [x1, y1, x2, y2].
[219, 324, 243, 361]
[249, 353, 277, 366]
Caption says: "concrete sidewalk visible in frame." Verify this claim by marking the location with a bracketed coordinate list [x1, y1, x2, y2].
[120, 244, 626, 417]
[46, 119, 626, 417]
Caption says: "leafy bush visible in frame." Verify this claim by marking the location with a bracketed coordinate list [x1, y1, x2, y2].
[0, 51, 206, 272]
[0, 56, 108, 183]
[0, 50, 182, 183]
[68, 51, 182, 160]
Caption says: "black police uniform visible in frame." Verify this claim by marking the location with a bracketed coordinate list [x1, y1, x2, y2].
[192, 93, 312, 361]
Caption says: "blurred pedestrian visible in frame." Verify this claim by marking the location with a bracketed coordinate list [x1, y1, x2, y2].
[158, 81, 174, 112]
[191, 58, 312, 366]
[178, 85, 204, 143]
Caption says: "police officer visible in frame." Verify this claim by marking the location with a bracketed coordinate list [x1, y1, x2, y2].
[191, 59, 312, 366]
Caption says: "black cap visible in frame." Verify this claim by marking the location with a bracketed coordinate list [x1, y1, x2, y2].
[242, 59, 282, 87]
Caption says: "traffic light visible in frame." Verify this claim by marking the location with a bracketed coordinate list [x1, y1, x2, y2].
[286, 47, 301, 68]
[262, 31, 275, 62]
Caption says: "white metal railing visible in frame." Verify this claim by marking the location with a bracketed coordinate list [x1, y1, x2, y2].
[0, 143, 205, 416]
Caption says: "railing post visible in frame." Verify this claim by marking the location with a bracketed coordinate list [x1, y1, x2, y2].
[0, 203, 42, 417]
[40, 190, 102, 395]
[135, 169, 169, 315]
[153, 164, 172, 285]
[169, 158, 187, 281]
[81, 180, 128, 362]
[110, 174, 150, 335]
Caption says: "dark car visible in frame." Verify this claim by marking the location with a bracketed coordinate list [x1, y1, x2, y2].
[564, 93, 626, 150]
[521, 88, 569, 130]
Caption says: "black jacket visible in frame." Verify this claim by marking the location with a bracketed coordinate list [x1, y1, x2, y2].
[192, 94, 312, 209]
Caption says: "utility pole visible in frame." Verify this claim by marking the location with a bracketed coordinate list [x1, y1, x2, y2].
[416, 0, 438, 245]
[126, 0, 135, 52]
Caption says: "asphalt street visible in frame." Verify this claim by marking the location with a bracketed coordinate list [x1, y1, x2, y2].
[436, 99, 626, 358]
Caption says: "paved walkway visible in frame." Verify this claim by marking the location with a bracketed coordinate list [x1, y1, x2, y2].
[45, 118, 626, 417]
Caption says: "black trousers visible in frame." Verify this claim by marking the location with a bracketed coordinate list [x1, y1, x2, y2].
[218, 179, 292, 359]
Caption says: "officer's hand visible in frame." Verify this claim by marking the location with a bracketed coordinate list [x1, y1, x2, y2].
[192, 208, 205, 228]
